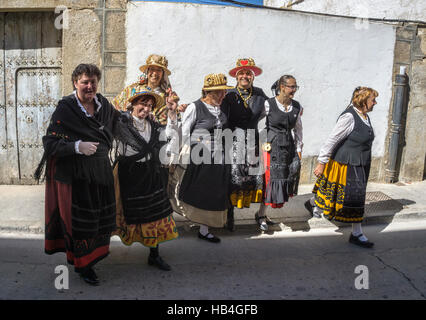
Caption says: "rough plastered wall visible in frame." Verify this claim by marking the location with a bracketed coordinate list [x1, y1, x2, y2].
[127, 2, 396, 182]
[266, 0, 426, 21]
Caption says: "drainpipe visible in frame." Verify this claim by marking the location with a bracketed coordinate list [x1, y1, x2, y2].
[385, 66, 408, 183]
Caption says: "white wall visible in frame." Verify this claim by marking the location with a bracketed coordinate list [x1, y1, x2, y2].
[266, 0, 426, 21]
[126, 2, 396, 157]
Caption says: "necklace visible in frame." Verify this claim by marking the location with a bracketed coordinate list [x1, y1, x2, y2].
[133, 117, 147, 132]
[236, 86, 252, 108]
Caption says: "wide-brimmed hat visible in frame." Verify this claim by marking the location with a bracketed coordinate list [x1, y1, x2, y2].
[229, 58, 262, 77]
[127, 86, 164, 109]
[139, 54, 171, 76]
[202, 73, 234, 91]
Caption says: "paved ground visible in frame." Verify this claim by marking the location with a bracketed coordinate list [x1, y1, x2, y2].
[1, 181, 425, 303]
[1, 181, 426, 233]
[0, 220, 425, 300]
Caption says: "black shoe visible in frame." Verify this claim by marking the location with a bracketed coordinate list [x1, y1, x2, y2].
[265, 216, 277, 226]
[255, 212, 269, 231]
[148, 255, 171, 271]
[349, 233, 374, 248]
[304, 200, 314, 217]
[198, 232, 221, 243]
[80, 267, 100, 286]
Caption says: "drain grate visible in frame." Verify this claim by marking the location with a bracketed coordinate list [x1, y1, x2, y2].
[365, 191, 402, 214]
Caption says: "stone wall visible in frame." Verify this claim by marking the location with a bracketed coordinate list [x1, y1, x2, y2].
[396, 25, 426, 182]
[0, 0, 128, 99]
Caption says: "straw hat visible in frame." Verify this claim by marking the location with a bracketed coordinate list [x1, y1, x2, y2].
[127, 86, 164, 109]
[139, 54, 171, 76]
[202, 73, 233, 91]
[229, 58, 262, 77]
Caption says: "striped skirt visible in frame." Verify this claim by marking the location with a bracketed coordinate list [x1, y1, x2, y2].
[312, 159, 370, 223]
[112, 162, 178, 248]
[44, 158, 116, 273]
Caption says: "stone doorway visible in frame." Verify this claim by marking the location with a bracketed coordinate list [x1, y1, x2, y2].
[0, 11, 62, 184]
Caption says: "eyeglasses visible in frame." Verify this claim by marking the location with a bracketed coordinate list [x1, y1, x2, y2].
[285, 85, 299, 91]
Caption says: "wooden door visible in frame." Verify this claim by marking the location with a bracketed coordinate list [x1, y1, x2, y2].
[0, 12, 62, 184]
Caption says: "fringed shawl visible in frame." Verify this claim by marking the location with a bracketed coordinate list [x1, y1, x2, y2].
[35, 93, 120, 185]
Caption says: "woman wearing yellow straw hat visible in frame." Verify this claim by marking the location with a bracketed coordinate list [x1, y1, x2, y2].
[220, 58, 269, 232]
[112, 54, 187, 125]
[168, 73, 233, 243]
[112, 87, 179, 271]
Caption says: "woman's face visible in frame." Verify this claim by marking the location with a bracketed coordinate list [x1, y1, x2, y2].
[147, 66, 164, 88]
[364, 94, 377, 113]
[132, 96, 155, 119]
[207, 90, 226, 106]
[74, 73, 98, 102]
[236, 69, 254, 89]
[280, 78, 298, 99]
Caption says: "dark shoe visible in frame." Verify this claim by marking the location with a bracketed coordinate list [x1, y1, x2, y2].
[304, 200, 314, 216]
[198, 232, 221, 243]
[255, 212, 268, 231]
[305, 199, 321, 218]
[148, 255, 171, 271]
[265, 216, 277, 226]
[349, 233, 374, 248]
[80, 267, 100, 286]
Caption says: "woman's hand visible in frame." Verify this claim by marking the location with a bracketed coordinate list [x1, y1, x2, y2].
[166, 88, 178, 112]
[177, 104, 188, 113]
[313, 162, 325, 177]
[79, 141, 99, 156]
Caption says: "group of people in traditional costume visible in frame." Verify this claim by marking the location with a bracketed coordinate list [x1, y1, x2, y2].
[35, 53, 379, 286]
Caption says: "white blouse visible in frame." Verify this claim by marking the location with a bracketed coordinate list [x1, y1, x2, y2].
[317, 106, 372, 164]
[166, 101, 222, 147]
[117, 116, 152, 162]
[74, 91, 102, 154]
[257, 97, 304, 153]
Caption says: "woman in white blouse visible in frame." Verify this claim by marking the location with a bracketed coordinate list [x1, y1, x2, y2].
[306, 86, 378, 248]
[256, 75, 303, 231]
[168, 73, 233, 243]
[113, 87, 179, 271]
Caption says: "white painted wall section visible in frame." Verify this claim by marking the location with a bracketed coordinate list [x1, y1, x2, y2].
[126, 2, 396, 157]
[266, 0, 426, 21]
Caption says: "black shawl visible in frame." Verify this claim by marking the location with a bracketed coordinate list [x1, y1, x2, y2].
[34, 93, 120, 185]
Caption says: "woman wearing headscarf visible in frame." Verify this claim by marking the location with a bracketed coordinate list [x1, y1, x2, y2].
[256, 75, 303, 231]
[220, 58, 269, 231]
[305, 87, 378, 248]
[113, 87, 179, 271]
[35, 64, 120, 285]
[169, 73, 233, 243]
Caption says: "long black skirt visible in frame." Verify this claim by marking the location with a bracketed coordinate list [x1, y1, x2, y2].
[118, 159, 173, 225]
[179, 162, 231, 211]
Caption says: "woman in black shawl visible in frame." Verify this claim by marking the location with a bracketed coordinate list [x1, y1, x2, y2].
[35, 64, 120, 285]
[112, 87, 178, 271]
